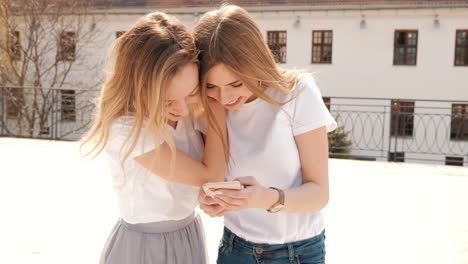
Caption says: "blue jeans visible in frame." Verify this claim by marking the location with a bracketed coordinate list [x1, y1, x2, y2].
[217, 227, 326, 264]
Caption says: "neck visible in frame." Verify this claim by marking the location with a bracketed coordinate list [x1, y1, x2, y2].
[167, 120, 178, 129]
[246, 94, 258, 103]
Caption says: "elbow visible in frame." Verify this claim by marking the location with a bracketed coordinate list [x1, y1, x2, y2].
[321, 191, 329, 209]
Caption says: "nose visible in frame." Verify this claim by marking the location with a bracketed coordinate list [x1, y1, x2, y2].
[170, 100, 189, 117]
[219, 88, 235, 105]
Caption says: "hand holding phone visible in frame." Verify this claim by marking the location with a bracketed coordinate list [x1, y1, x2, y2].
[202, 181, 244, 197]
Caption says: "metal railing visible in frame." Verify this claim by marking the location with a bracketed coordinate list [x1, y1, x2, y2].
[327, 97, 468, 165]
[1, 86, 467, 165]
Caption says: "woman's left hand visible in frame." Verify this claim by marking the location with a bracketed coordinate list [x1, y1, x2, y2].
[212, 176, 278, 211]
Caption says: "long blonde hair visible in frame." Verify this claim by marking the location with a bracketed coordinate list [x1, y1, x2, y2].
[81, 12, 198, 167]
[193, 4, 306, 109]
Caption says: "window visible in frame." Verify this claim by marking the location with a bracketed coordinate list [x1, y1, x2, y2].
[7, 31, 21, 60]
[116, 31, 125, 38]
[61, 90, 76, 121]
[450, 104, 468, 140]
[445, 156, 464, 166]
[323, 97, 331, 111]
[267, 31, 287, 63]
[455, 30, 468, 66]
[388, 152, 405, 162]
[59, 31, 76, 61]
[6, 88, 23, 118]
[390, 101, 414, 137]
[40, 126, 50, 136]
[312, 30, 332, 64]
[394, 30, 418, 65]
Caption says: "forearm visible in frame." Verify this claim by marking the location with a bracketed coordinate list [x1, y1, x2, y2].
[201, 102, 227, 182]
[281, 182, 329, 213]
[257, 182, 328, 213]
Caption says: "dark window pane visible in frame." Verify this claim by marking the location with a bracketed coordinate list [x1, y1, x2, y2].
[323, 45, 332, 62]
[59, 31, 76, 61]
[391, 101, 414, 137]
[395, 48, 405, 64]
[397, 32, 406, 45]
[6, 88, 24, 118]
[61, 90, 76, 121]
[407, 48, 416, 64]
[457, 32, 467, 45]
[451, 104, 468, 140]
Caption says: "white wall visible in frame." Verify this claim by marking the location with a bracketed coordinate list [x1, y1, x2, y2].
[6, 5, 466, 164]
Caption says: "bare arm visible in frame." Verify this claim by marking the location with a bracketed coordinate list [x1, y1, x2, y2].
[134, 102, 227, 187]
[281, 125, 330, 212]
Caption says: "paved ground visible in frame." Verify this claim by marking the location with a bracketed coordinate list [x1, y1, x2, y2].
[0, 137, 467, 264]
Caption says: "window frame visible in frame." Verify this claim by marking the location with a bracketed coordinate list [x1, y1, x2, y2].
[312, 30, 333, 64]
[393, 30, 418, 66]
[267, 30, 287, 64]
[58, 31, 76, 61]
[454, 29, 468, 66]
[390, 100, 415, 137]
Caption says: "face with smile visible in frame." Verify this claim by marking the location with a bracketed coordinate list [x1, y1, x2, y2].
[205, 63, 255, 110]
[165, 63, 200, 122]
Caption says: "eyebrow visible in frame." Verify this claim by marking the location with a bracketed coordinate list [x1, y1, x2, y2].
[207, 80, 241, 87]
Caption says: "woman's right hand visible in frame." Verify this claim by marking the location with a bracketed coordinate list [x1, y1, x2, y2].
[198, 189, 229, 217]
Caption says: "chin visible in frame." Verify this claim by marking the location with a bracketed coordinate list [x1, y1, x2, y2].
[167, 116, 183, 122]
[222, 96, 248, 110]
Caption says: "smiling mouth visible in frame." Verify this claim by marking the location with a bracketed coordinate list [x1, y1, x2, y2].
[224, 97, 241, 107]
[170, 113, 182, 118]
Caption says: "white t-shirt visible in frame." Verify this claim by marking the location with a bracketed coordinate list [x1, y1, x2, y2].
[104, 116, 204, 224]
[224, 76, 337, 244]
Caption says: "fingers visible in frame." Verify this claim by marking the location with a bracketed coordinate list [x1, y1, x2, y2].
[200, 203, 227, 217]
[233, 176, 257, 186]
[212, 189, 249, 199]
[214, 193, 245, 206]
[200, 194, 218, 206]
[212, 195, 246, 211]
[198, 189, 218, 205]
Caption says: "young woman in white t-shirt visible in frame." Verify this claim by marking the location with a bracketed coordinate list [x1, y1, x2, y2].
[80, 12, 227, 264]
[193, 5, 337, 264]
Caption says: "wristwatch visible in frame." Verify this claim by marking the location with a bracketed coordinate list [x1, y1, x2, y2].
[267, 187, 285, 213]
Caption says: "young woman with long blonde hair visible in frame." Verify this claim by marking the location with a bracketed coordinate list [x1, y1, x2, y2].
[81, 12, 227, 264]
[194, 5, 336, 264]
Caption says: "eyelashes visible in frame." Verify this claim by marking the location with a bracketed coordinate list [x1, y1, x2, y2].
[206, 83, 243, 89]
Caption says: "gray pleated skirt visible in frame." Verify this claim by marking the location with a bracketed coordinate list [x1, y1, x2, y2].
[100, 212, 207, 264]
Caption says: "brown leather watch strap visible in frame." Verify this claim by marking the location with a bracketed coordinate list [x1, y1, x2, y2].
[269, 187, 285, 206]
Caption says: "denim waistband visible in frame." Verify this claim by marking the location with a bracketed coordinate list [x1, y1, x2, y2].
[221, 227, 325, 260]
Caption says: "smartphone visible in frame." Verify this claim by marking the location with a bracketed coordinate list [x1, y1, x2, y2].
[202, 181, 243, 196]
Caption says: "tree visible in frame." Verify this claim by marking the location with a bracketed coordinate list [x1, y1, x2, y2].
[328, 113, 352, 158]
[0, 0, 105, 139]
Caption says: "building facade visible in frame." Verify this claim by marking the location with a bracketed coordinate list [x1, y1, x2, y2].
[1, 0, 467, 165]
